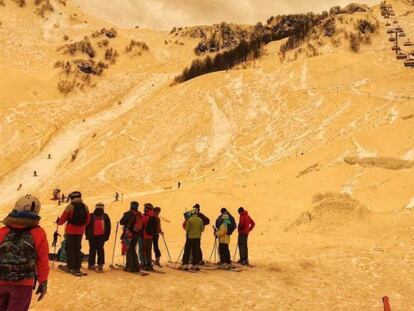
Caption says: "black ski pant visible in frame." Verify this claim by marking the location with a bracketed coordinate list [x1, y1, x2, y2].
[182, 238, 200, 266]
[198, 247, 204, 263]
[143, 238, 153, 268]
[66, 234, 83, 271]
[238, 234, 249, 262]
[88, 236, 106, 267]
[126, 236, 139, 272]
[153, 234, 161, 259]
[219, 243, 231, 264]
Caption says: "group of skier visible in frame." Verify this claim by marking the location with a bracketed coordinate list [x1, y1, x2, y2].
[0, 193, 255, 310]
[120, 201, 164, 272]
[180, 204, 255, 271]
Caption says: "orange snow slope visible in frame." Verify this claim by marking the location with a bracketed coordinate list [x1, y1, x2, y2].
[1, 0, 414, 310]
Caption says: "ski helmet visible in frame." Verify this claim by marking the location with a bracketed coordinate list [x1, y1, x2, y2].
[13, 194, 41, 216]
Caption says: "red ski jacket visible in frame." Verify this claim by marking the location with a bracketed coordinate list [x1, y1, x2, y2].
[238, 211, 255, 235]
[57, 199, 90, 235]
[142, 210, 155, 240]
[0, 217, 49, 287]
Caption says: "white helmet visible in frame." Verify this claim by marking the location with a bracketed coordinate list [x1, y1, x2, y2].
[13, 194, 41, 216]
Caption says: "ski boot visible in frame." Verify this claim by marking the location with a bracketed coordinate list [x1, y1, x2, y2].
[179, 264, 189, 271]
[154, 258, 163, 267]
[191, 265, 200, 271]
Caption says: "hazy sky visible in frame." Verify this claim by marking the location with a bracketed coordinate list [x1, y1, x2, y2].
[75, 0, 380, 30]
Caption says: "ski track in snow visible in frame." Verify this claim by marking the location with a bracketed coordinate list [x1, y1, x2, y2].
[405, 198, 414, 209]
[206, 95, 233, 163]
[352, 139, 378, 158]
[402, 149, 414, 161]
[0, 74, 168, 208]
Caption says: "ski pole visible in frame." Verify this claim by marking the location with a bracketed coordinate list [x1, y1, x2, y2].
[52, 223, 59, 269]
[208, 238, 217, 263]
[110, 222, 119, 268]
[233, 243, 239, 262]
[161, 234, 173, 263]
[175, 245, 184, 264]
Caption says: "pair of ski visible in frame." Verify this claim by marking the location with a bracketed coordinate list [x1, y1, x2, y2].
[167, 263, 243, 273]
[112, 264, 166, 276]
[58, 264, 88, 277]
[166, 263, 199, 273]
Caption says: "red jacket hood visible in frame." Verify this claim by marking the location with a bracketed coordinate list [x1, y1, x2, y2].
[145, 210, 154, 217]
[2, 216, 39, 229]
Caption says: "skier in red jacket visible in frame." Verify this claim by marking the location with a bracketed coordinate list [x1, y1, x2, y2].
[57, 191, 90, 276]
[142, 203, 157, 271]
[237, 207, 255, 266]
[0, 195, 49, 311]
[85, 203, 111, 272]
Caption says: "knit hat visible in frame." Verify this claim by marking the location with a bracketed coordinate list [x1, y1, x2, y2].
[69, 191, 82, 199]
[95, 202, 104, 210]
[130, 201, 139, 211]
[221, 213, 229, 220]
[144, 203, 154, 211]
[221, 208, 227, 214]
[11, 194, 41, 219]
[193, 203, 200, 210]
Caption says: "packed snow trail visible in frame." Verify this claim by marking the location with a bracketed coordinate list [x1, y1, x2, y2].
[0, 74, 169, 208]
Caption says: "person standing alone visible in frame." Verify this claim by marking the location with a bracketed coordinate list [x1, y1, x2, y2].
[86, 203, 111, 272]
[237, 207, 255, 266]
[57, 191, 90, 276]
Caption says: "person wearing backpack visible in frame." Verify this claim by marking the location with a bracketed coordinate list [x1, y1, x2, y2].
[215, 208, 237, 237]
[152, 207, 164, 267]
[85, 203, 111, 273]
[180, 208, 204, 271]
[193, 204, 210, 265]
[142, 203, 158, 271]
[237, 207, 255, 266]
[57, 191, 90, 277]
[215, 213, 232, 268]
[0, 195, 49, 311]
[120, 201, 142, 273]
[182, 204, 210, 265]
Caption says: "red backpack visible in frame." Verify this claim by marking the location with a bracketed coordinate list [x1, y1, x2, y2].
[133, 211, 143, 232]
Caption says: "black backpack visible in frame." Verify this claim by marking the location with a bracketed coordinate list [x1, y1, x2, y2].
[145, 216, 158, 236]
[0, 228, 37, 282]
[215, 213, 237, 236]
[68, 203, 87, 226]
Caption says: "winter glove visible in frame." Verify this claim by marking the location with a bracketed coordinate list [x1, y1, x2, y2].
[36, 281, 47, 301]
